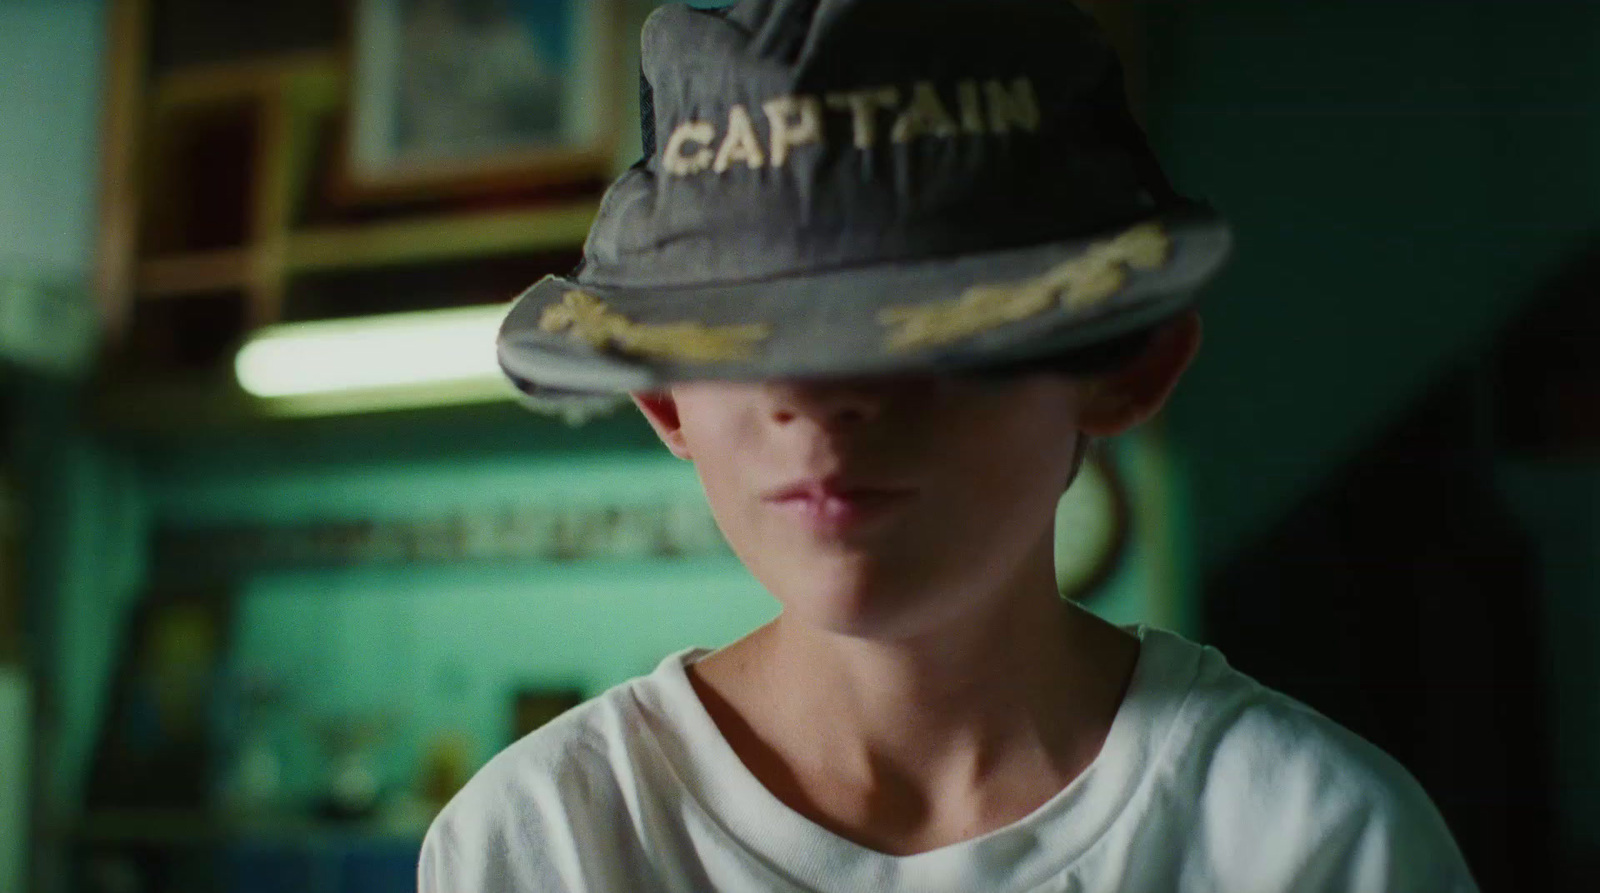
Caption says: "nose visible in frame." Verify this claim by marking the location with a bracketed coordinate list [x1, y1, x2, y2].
[766, 379, 887, 428]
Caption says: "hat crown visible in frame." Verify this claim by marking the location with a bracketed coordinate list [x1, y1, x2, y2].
[584, 0, 1176, 289]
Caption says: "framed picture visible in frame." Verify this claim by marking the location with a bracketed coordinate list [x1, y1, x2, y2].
[84, 586, 234, 810]
[342, 0, 626, 203]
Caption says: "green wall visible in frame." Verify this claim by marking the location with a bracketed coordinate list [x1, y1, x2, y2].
[0, 0, 103, 276]
[145, 437, 771, 794]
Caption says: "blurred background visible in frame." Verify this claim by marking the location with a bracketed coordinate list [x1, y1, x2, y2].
[0, 0, 1595, 890]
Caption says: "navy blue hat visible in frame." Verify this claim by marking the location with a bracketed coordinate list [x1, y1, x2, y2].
[497, 0, 1232, 413]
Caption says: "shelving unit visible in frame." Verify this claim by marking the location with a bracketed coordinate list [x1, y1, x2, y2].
[125, 51, 599, 305]
[94, 1, 613, 433]
[132, 201, 598, 300]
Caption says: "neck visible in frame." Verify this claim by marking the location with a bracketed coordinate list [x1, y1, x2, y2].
[764, 578, 1124, 773]
[690, 538, 1140, 852]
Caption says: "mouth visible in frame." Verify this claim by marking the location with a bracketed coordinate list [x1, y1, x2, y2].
[763, 477, 918, 535]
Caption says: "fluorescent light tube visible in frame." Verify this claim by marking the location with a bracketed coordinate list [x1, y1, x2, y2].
[235, 304, 515, 415]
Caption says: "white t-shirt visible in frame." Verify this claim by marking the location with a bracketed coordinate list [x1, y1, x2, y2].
[419, 627, 1478, 892]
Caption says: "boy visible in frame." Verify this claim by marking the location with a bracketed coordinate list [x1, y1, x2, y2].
[421, 0, 1479, 889]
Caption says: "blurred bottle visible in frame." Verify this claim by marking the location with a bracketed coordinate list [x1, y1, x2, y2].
[218, 672, 287, 819]
[419, 732, 473, 814]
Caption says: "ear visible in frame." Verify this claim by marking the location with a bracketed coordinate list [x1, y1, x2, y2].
[631, 390, 693, 460]
[1078, 311, 1202, 437]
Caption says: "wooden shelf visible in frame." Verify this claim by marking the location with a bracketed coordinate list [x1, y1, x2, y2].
[151, 51, 344, 111]
[286, 200, 599, 274]
[136, 248, 255, 297]
[130, 199, 597, 300]
[98, 5, 611, 397]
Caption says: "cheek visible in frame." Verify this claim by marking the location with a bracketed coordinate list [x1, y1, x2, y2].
[925, 415, 1081, 543]
[693, 466, 749, 541]
[678, 430, 771, 556]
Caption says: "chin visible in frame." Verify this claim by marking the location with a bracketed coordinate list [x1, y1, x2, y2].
[767, 556, 958, 640]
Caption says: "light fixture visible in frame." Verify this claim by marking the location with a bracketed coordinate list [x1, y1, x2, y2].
[235, 303, 516, 416]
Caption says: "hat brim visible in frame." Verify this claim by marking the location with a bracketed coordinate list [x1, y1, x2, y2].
[497, 204, 1231, 406]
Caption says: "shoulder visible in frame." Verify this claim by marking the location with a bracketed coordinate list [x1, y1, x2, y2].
[417, 671, 666, 893]
[1147, 633, 1478, 890]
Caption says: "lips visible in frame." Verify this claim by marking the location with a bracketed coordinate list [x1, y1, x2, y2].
[763, 477, 917, 535]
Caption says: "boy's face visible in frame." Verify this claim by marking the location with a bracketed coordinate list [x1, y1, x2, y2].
[647, 375, 1090, 638]
[633, 313, 1199, 640]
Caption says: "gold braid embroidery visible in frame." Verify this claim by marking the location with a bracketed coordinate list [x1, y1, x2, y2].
[879, 222, 1172, 352]
[538, 290, 772, 363]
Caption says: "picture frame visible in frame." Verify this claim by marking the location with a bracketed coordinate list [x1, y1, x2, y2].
[340, 0, 626, 204]
[84, 586, 234, 810]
